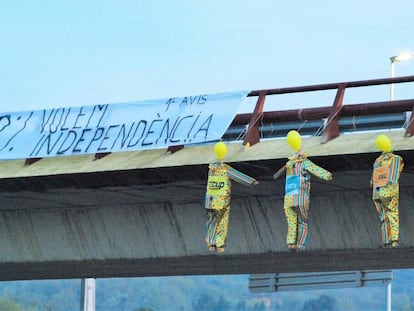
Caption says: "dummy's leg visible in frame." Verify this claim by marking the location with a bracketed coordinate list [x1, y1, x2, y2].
[205, 208, 229, 252]
[373, 199, 391, 247]
[206, 209, 217, 251]
[296, 195, 310, 250]
[385, 193, 399, 247]
[284, 196, 298, 249]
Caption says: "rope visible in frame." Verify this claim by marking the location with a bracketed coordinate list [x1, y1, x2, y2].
[351, 116, 357, 132]
[313, 120, 325, 137]
[234, 112, 264, 142]
[383, 112, 413, 150]
[234, 125, 247, 141]
[321, 105, 344, 133]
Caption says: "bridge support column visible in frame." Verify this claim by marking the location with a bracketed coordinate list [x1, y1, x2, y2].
[404, 107, 414, 137]
[322, 84, 346, 143]
[243, 92, 266, 147]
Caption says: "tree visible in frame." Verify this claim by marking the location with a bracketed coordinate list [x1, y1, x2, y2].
[253, 301, 266, 311]
[192, 293, 232, 311]
[214, 295, 231, 311]
[0, 298, 25, 311]
[301, 295, 338, 311]
[235, 300, 247, 311]
[392, 294, 412, 311]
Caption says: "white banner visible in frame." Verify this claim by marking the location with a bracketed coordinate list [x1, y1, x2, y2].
[0, 91, 248, 160]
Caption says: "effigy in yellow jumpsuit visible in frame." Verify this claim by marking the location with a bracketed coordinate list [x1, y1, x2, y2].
[204, 142, 258, 253]
[372, 134, 404, 248]
[274, 131, 332, 250]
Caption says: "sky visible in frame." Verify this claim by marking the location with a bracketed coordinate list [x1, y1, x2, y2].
[0, 1, 414, 298]
[1, 0, 414, 113]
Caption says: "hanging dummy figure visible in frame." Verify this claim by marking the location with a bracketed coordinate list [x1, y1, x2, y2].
[204, 141, 259, 253]
[273, 130, 332, 250]
[371, 134, 404, 248]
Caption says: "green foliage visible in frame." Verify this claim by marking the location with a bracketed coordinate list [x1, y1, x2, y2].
[0, 297, 27, 311]
[0, 270, 413, 310]
[236, 300, 247, 310]
[301, 294, 338, 311]
[252, 301, 266, 311]
[191, 292, 232, 311]
[393, 294, 413, 311]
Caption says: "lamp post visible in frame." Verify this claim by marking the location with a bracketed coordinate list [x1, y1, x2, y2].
[80, 278, 96, 311]
[390, 52, 414, 100]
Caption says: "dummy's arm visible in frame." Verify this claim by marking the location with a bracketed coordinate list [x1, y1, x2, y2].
[226, 164, 258, 186]
[371, 157, 382, 187]
[305, 159, 332, 181]
[273, 165, 287, 180]
[388, 155, 404, 186]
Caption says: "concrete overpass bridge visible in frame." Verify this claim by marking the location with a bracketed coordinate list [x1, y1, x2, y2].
[0, 77, 413, 281]
[0, 131, 413, 281]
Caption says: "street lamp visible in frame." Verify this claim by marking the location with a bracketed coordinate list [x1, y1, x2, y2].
[390, 52, 414, 100]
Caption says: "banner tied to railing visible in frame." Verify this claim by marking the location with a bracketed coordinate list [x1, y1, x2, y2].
[0, 91, 248, 160]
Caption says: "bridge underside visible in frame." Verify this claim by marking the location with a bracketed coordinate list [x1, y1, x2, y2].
[0, 147, 413, 281]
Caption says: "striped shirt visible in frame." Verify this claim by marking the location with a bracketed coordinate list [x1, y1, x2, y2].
[373, 152, 404, 187]
[204, 162, 257, 210]
[285, 155, 332, 197]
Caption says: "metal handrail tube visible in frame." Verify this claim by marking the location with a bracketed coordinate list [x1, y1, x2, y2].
[247, 75, 414, 97]
[231, 99, 414, 126]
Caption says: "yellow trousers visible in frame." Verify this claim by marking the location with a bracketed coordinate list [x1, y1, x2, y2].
[284, 194, 310, 249]
[205, 208, 230, 251]
[373, 186, 399, 246]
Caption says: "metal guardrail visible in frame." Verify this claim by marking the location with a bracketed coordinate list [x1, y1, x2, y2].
[223, 113, 407, 141]
[248, 270, 392, 293]
[247, 75, 414, 97]
[229, 76, 414, 146]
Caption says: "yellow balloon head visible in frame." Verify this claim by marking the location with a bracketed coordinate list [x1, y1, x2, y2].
[214, 141, 227, 160]
[376, 134, 392, 153]
[286, 130, 302, 151]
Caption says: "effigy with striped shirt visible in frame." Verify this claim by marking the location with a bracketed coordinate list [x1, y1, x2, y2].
[204, 162, 258, 253]
[372, 152, 404, 248]
[275, 153, 332, 250]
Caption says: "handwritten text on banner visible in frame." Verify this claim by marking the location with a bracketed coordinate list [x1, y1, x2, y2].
[0, 91, 247, 159]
